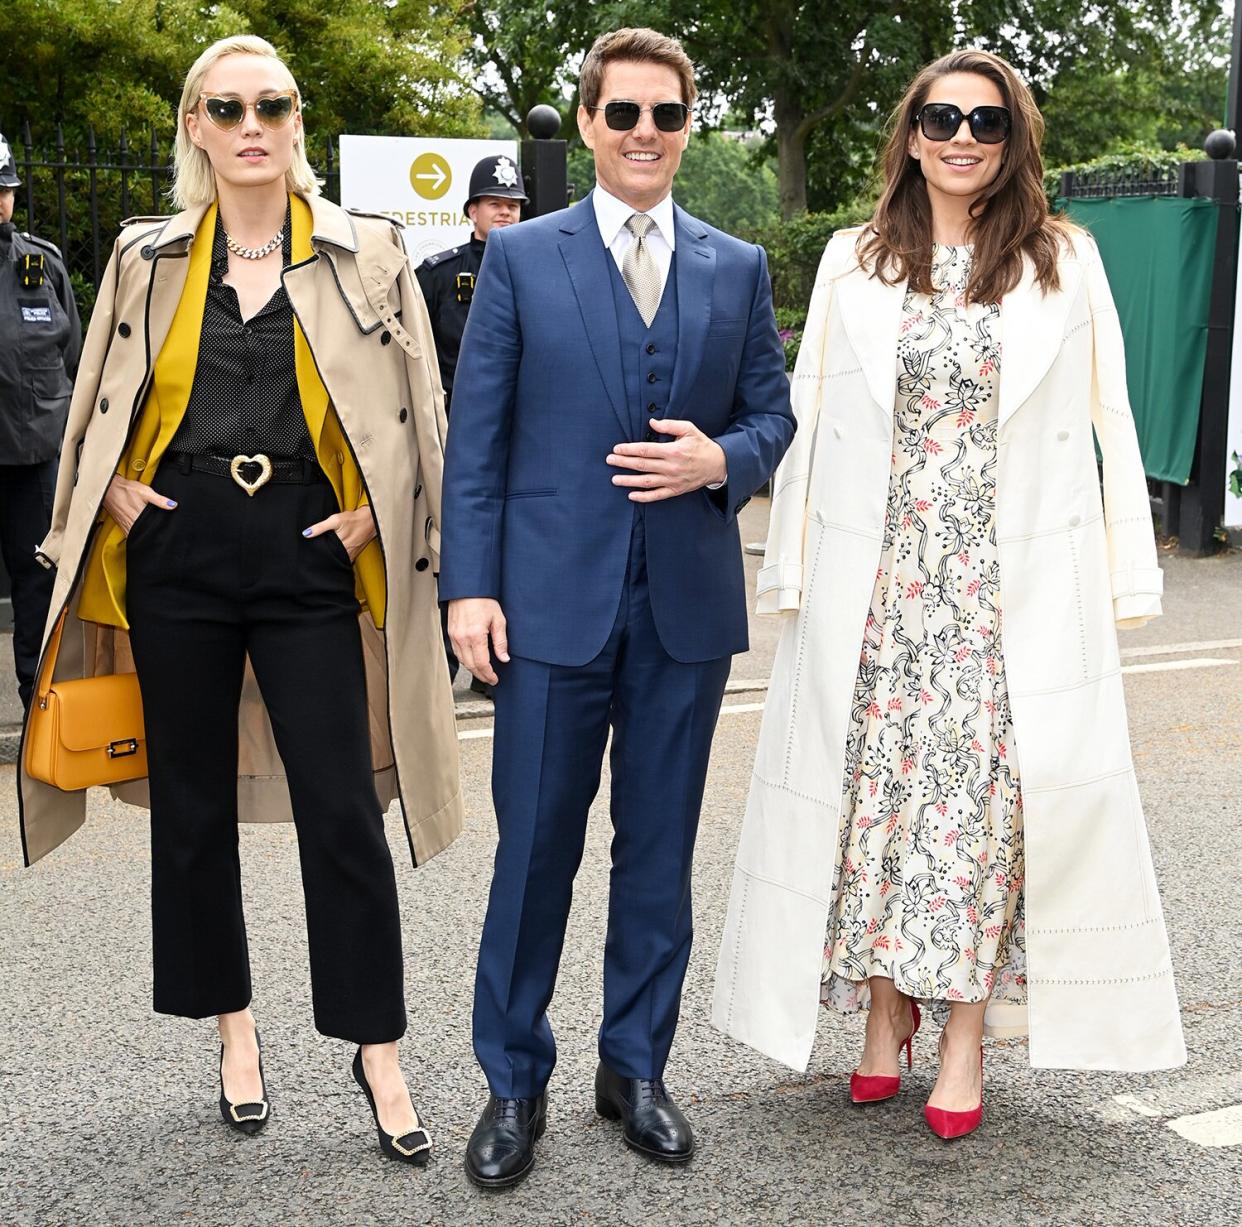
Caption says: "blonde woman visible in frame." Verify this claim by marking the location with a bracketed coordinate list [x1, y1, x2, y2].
[18, 36, 461, 1163]
[714, 49, 1185, 1139]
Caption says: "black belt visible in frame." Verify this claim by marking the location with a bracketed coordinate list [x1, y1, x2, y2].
[163, 450, 323, 496]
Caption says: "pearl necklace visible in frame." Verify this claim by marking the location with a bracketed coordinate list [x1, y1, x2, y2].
[224, 226, 284, 260]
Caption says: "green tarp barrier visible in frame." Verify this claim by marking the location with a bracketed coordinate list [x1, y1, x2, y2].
[1060, 195, 1220, 485]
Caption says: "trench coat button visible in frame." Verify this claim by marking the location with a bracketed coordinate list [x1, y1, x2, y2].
[118, 322, 131, 338]
[140, 245, 155, 260]
[99, 397, 109, 413]
[415, 558, 429, 572]
[414, 483, 422, 499]
[1069, 514, 1081, 527]
[131, 458, 147, 473]
[399, 407, 408, 423]
[381, 331, 392, 345]
[1057, 429, 1070, 441]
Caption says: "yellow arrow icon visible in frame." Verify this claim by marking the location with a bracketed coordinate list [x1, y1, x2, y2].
[409, 152, 452, 200]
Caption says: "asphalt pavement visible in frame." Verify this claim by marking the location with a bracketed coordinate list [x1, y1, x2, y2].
[1, 498, 1239, 1226]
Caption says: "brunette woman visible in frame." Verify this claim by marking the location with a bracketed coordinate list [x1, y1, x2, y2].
[713, 49, 1185, 1138]
[18, 35, 461, 1162]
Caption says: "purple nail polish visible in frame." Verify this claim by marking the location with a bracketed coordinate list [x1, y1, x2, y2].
[302, 528, 313, 537]
[166, 500, 177, 508]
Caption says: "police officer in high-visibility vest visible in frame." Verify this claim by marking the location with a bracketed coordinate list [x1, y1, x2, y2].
[417, 155, 527, 696]
[0, 130, 81, 709]
[416, 155, 528, 415]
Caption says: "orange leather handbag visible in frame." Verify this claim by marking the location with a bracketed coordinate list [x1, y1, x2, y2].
[24, 612, 148, 790]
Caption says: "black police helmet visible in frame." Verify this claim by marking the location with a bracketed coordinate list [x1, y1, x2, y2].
[464, 155, 528, 213]
[0, 132, 21, 189]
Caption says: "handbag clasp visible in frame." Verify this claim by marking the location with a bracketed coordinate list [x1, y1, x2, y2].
[107, 738, 140, 759]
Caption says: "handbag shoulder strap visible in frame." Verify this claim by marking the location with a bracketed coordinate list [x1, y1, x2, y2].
[34, 610, 67, 710]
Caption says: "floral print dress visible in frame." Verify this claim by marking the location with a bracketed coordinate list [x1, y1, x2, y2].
[822, 244, 1027, 1014]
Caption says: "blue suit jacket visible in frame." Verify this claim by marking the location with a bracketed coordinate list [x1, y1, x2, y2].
[439, 193, 795, 665]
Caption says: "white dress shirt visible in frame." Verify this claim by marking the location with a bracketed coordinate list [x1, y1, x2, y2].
[591, 184, 675, 297]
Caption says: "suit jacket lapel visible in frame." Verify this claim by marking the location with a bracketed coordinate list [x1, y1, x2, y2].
[558, 193, 629, 438]
[835, 262, 906, 417]
[667, 205, 714, 420]
[998, 254, 1084, 430]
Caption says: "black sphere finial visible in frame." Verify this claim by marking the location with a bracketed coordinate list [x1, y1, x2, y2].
[527, 105, 562, 140]
[1205, 128, 1236, 160]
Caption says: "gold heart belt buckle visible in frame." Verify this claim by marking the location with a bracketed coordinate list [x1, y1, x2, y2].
[229, 453, 273, 497]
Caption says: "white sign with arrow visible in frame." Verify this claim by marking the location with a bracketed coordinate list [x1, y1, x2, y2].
[339, 135, 520, 268]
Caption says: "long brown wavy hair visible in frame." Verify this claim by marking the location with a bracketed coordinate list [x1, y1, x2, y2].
[858, 49, 1073, 304]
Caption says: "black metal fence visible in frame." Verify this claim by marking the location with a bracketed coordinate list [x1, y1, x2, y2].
[7, 123, 341, 309]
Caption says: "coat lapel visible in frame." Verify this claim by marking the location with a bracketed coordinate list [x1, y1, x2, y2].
[998, 255, 1084, 430]
[143, 203, 209, 389]
[558, 193, 629, 438]
[666, 205, 715, 420]
[835, 262, 906, 416]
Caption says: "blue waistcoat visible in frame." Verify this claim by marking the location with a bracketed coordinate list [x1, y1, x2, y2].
[605, 250, 679, 440]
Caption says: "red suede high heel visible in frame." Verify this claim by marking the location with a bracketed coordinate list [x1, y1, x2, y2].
[924, 1049, 984, 1139]
[849, 1000, 921, 1104]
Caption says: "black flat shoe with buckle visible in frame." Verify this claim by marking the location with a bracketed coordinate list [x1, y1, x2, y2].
[594, 1062, 694, 1163]
[464, 1092, 548, 1189]
[352, 1047, 432, 1166]
[218, 1030, 270, 1136]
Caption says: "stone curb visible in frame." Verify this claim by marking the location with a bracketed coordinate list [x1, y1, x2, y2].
[0, 678, 773, 765]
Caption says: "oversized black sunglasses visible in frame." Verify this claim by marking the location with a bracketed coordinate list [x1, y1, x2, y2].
[915, 103, 1011, 144]
[198, 93, 298, 131]
[588, 100, 690, 132]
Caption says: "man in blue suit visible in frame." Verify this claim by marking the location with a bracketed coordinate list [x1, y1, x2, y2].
[441, 27, 794, 1188]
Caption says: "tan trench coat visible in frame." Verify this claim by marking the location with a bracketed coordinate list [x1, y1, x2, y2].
[19, 194, 463, 868]
[713, 228, 1186, 1072]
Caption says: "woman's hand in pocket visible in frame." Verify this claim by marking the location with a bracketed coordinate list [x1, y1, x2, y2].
[103, 474, 177, 535]
[302, 505, 375, 562]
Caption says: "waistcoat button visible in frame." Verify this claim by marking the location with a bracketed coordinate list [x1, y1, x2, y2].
[646, 371, 657, 384]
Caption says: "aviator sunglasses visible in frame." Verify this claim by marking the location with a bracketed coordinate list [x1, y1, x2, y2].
[198, 93, 299, 131]
[914, 103, 1011, 144]
[588, 100, 691, 132]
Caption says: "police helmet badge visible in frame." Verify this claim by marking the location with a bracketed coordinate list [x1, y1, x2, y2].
[0, 135, 11, 172]
[492, 157, 519, 189]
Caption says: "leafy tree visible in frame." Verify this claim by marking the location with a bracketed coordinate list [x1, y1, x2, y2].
[0, 0, 480, 144]
[668, 1, 958, 218]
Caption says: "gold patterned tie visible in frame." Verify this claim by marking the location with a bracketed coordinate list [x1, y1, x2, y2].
[622, 213, 661, 326]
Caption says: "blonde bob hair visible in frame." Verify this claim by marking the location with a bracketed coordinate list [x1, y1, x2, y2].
[172, 34, 321, 209]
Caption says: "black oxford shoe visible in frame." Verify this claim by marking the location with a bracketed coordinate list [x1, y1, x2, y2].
[594, 1062, 695, 1163]
[464, 1092, 548, 1189]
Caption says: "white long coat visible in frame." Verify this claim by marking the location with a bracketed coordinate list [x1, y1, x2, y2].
[712, 228, 1186, 1073]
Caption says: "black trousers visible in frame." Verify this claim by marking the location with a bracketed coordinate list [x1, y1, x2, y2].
[126, 461, 407, 1043]
[0, 460, 56, 709]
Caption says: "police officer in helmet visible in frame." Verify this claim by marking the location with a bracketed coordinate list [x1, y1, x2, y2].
[0, 130, 82, 709]
[416, 154, 527, 415]
[417, 154, 526, 696]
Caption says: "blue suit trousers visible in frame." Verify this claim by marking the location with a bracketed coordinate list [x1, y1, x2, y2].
[473, 512, 732, 1097]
